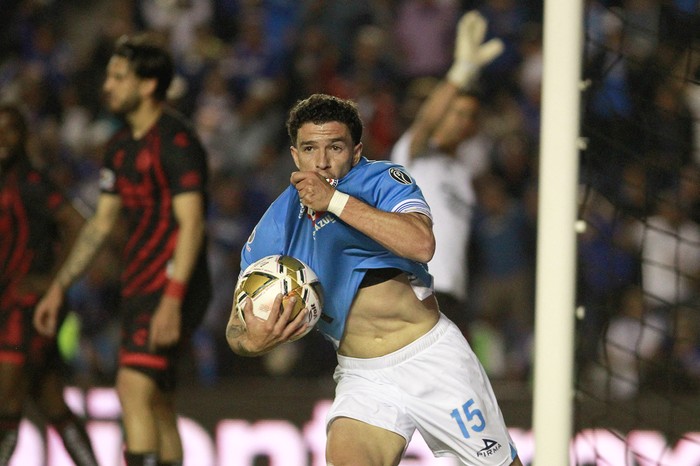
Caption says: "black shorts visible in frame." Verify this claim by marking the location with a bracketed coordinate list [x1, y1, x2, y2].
[0, 296, 65, 378]
[119, 262, 211, 391]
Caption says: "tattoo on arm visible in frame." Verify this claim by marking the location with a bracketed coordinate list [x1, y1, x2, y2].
[56, 221, 109, 289]
[226, 323, 257, 357]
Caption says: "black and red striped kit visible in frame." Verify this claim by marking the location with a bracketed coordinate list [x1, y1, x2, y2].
[0, 158, 67, 368]
[101, 108, 211, 389]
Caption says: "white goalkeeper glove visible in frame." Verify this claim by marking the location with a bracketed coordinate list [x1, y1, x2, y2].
[446, 10, 504, 89]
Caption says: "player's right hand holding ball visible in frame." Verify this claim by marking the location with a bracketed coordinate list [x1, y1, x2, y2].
[226, 293, 309, 356]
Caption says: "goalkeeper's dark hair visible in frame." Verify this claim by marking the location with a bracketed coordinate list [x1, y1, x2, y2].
[113, 33, 174, 102]
[286, 94, 364, 147]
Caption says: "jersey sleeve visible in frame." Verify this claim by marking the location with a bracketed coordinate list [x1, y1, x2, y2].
[240, 196, 287, 273]
[363, 161, 433, 221]
[162, 128, 208, 196]
[99, 139, 119, 195]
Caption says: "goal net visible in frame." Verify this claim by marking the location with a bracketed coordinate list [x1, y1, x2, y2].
[574, 1, 700, 464]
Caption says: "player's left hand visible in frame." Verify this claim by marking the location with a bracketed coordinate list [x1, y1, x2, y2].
[34, 282, 64, 337]
[291, 171, 335, 213]
[150, 297, 182, 350]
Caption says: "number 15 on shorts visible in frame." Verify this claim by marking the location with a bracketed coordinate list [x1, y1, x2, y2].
[450, 399, 486, 438]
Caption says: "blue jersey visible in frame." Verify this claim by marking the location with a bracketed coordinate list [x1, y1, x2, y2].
[241, 157, 434, 347]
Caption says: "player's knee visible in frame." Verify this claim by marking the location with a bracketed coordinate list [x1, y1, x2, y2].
[116, 368, 155, 410]
[327, 417, 405, 466]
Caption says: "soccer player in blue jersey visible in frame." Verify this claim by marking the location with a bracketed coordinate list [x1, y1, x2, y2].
[226, 93, 522, 466]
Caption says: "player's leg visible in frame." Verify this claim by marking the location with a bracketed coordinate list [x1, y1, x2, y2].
[146, 268, 209, 465]
[151, 387, 182, 465]
[0, 306, 33, 466]
[117, 293, 181, 465]
[325, 351, 415, 466]
[116, 367, 160, 465]
[0, 361, 25, 466]
[407, 316, 520, 465]
[27, 302, 100, 466]
[326, 417, 405, 466]
[117, 365, 183, 466]
[33, 367, 98, 466]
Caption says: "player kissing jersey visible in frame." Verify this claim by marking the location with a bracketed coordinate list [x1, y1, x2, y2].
[241, 157, 434, 346]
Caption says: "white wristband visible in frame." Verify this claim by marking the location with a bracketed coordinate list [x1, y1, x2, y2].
[327, 190, 349, 217]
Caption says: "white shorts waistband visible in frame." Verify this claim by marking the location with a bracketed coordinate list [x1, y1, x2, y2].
[336, 313, 452, 370]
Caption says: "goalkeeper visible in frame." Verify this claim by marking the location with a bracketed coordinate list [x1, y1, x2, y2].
[226, 11, 522, 465]
[391, 10, 503, 337]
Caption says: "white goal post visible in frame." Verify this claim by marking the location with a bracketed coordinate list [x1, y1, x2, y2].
[532, 0, 584, 464]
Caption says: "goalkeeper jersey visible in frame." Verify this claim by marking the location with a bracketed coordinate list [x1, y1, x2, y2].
[241, 157, 434, 347]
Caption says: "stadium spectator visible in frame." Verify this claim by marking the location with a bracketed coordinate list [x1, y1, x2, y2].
[627, 189, 700, 389]
[470, 173, 535, 379]
[392, 0, 461, 83]
[137, 0, 213, 65]
[630, 189, 700, 312]
[589, 285, 666, 400]
[575, 187, 639, 378]
[327, 24, 401, 159]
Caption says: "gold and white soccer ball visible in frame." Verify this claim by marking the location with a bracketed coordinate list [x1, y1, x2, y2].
[233, 255, 323, 340]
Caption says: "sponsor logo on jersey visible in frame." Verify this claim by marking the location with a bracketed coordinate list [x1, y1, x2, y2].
[305, 207, 335, 235]
[476, 438, 502, 458]
[389, 167, 412, 185]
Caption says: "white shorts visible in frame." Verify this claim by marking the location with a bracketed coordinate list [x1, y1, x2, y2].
[327, 313, 518, 465]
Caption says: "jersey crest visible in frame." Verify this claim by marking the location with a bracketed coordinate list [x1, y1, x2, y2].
[389, 167, 413, 185]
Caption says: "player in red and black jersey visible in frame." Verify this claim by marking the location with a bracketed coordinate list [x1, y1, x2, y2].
[35, 34, 211, 466]
[0, 104, 99, 466]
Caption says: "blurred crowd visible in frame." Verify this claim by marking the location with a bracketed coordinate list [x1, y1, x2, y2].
[1, 0, 699, 395]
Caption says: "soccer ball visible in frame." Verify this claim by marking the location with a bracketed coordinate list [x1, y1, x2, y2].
[233, 255, 323, 339]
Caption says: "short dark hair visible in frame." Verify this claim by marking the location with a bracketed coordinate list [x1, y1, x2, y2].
[113, 33, 174, 101]
[286, 94, 364, 146]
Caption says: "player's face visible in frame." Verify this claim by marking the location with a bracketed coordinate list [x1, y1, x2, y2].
[0, 111, 22, 168]
[432, 95, 480, 151]
[290, 121, 362, 180]
[102, 56, 148, 116]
